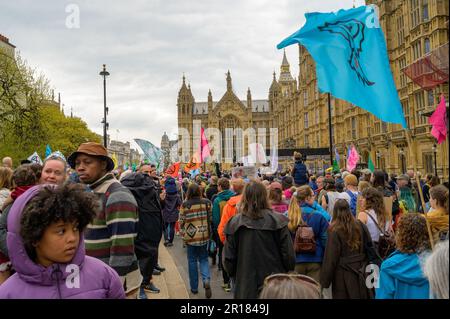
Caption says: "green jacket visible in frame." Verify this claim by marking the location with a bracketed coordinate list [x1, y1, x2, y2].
[212, 189, 235, 229]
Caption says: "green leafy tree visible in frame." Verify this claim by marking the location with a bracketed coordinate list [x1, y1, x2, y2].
[39, 104, 101, 159]
[0, 48, 101, 165]
[0, 48, 50, 151]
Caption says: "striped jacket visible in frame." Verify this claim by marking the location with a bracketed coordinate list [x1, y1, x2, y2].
[179, 198, 212, 246]
[84, 173, 142, 293]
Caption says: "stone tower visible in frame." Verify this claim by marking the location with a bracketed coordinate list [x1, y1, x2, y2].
[278, 49, 297, 97]
[177, 74, 194, 161]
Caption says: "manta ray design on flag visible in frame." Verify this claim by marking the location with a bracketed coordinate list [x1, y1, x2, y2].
[277, 5, 407, 128]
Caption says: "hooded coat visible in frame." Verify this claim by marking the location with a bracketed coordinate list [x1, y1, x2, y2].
[292, 160, 308, 186]
[0, 185, 125, 299]
[218, 195, 242, 244]
[212, 189, 235, 230]
[320, 221, 373, 299]
[376, 251, 430, 299]
[223, 210, 295, 299]
[162, 193, 182, 224]
[121, 173, 163, 255]
[425, 208, 449, 245]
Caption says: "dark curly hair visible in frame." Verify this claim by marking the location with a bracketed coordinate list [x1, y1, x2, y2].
[12, 164, 38, 187]
[396, 213, 431, 254]
[20, 183, 98, 261]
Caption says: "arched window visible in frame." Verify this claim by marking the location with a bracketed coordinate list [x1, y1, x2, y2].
[220, 115, 241, 163]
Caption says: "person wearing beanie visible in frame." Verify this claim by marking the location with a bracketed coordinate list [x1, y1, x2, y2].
[344, 174, 359, 217]
[68, 142, 142, 298]
[161, 177, 182, 247]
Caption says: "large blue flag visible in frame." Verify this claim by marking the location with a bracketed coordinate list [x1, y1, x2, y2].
[134, 138, 164, 168]
[277, 5, 407, 128]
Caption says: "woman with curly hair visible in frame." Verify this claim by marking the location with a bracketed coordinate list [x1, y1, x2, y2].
[0, 183, 125, 298]
[376, 213, 431, 299]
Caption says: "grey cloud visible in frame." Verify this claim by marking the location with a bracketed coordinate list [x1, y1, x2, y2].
[1, 0, 365, 147]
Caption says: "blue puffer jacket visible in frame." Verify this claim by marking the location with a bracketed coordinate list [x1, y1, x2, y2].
[291, 207, 329, 264]
[293, 161, 308, 186]
[376, 251, 430, 299]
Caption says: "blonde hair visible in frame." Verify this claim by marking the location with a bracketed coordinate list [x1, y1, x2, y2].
[260, 273, 321, 299]
[358, 180, 371, 193]
[0, 167, 13, 189]
[288, 185, 313, 232]
[231, 178, 246, 195]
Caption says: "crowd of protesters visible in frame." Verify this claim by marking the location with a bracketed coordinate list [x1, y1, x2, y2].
[0, 145, 448, 299]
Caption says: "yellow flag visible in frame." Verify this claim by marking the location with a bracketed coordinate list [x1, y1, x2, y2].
[112, 153, 118, 169]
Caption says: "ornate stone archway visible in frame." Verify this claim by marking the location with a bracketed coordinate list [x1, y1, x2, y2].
[220, 115, 242, 163]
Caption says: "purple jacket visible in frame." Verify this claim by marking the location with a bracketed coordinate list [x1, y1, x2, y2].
[0, 185, 125, 299]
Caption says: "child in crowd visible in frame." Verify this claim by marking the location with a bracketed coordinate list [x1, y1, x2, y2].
[0, 184, 125, 298]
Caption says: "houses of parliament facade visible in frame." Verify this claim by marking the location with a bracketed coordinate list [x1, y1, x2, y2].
[175, 0, 449, 179]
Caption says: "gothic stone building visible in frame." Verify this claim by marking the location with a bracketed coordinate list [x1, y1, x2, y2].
[177, 64, 292, 170]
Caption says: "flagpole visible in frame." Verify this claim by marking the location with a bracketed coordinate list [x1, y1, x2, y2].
[405, 130, 427, 216]
[328, 93, 333, 166]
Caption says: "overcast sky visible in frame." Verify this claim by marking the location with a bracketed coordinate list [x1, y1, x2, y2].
[1, 0, 365, 151]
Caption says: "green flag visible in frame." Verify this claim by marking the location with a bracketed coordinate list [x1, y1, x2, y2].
[368, 155, 375, 172]
[332, 159, 340, 173]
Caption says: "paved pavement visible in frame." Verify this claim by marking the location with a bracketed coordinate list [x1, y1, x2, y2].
[143, 240, 189, 299]
[165, 234, 233, 300]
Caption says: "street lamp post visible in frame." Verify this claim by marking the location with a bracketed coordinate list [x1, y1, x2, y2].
[99, 64, 110, 148]
[327, 93, 333, 166]
[432, 144, 437, 176]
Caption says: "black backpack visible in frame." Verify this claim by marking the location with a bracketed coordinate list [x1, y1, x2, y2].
[367, 213, 396, 260]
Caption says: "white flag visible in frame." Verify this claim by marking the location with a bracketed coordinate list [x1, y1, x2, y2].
[28, 151, 43, 165]
[249, 143, 267, 164]
[270, 144, 278, 174]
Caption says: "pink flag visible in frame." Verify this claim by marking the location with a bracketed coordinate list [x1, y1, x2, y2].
[200, 127, 211, 162]
[429, 95, 448, 144]
[346, 145, 360, 172]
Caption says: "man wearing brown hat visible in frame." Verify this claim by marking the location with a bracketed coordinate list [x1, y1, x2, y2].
[68, 142, 142, 298]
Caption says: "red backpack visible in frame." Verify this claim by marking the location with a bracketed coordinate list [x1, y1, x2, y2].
[294, 214, 316, 254]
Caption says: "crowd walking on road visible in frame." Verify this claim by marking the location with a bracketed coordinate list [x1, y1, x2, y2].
[0, 146, 448, 299]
